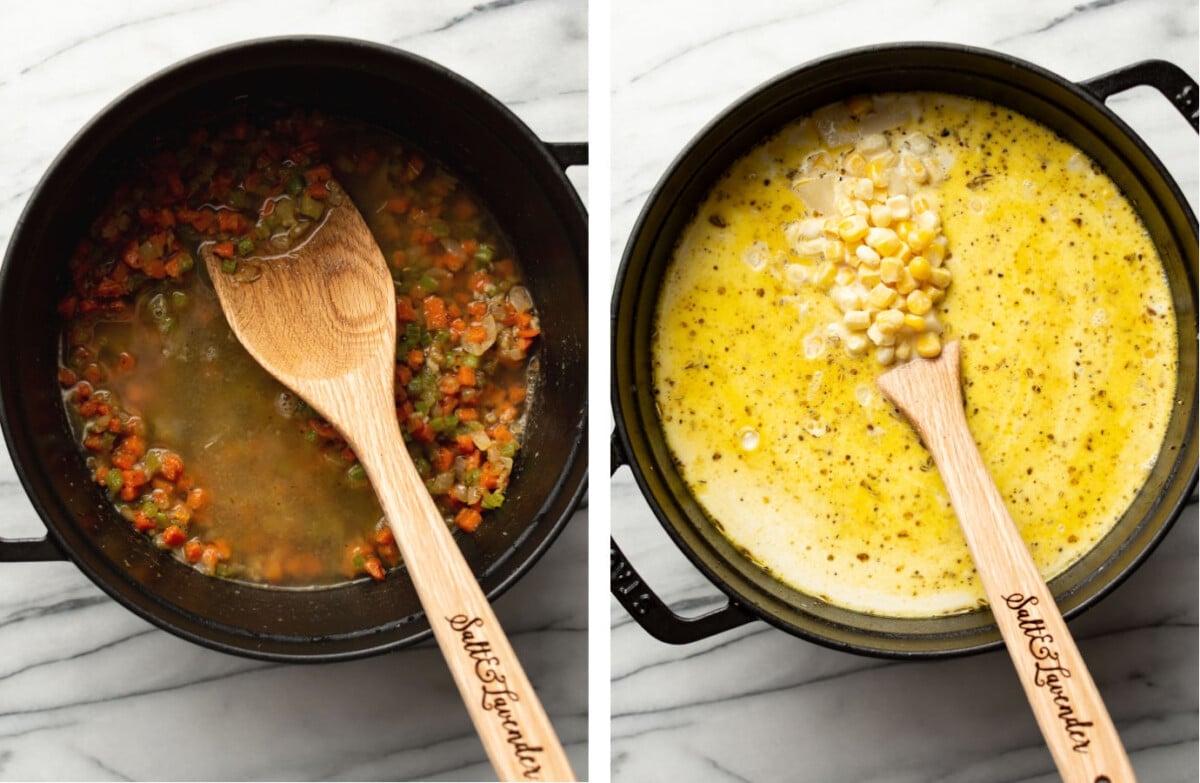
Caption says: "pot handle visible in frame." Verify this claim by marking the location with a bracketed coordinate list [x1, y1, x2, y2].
[546, 142, 588, 170]
[1079, 60, 1199, 131]
[609, 430, 756, 643]
[0, 532, 64, 561]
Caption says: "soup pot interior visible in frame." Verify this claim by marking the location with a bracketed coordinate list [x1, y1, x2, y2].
[0, 38, 587, 661]
[613, 45, 1197, 657]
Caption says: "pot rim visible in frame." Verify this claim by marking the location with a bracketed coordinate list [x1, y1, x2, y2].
[0, 35, 589, 662]
[611, 41, 1198, 658]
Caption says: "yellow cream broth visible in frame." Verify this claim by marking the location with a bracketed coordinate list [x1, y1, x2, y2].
[652, 93, 1177, 617]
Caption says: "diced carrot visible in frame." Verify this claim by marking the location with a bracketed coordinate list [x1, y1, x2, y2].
[133, 512, 156, 532]
[465, 325, 488, 343]
[491, 424, 514, 443]
[455, 507, 483, 533]
[112, 452, 135, 470]
[458, 365, 476, 387]
[438, 374, 461, 396]
[479, 463, 501, 490]
[411, 421, 436, 444]
[82, 364, 103, 385]
[385, 195, 410, 214]
[495, 258, 516, 278]
[212, 241, 235, 259]
[433, 447, 455, 473]
[121, 434, 146, 457]
[94, 466, 109, 484]
[58, 367, 78, 387]
[159, 452, 184, 481]
[186, 487, 209, 510]
[184, 539, 204, 563]
[497, 403, 518, 424]
[373, 526, 395, 547]
[161, 525, 187, 548]
[395, 365, 413, 386]
[508, 386, 527, 405]
[456, 407, 478, 422]
[166, 171, 185, 199]
[517, 326, 541, 339]
[212, 538, 231, 560]
[364, 556, 385, 580]
[406, 349, 424, 370]
[200, 546, 220, 571]
[423, 296, 448, 330]
[119, 485, 138, 502]
[304, 164, 332, 184]
[305, 181, 329, 199]
[441, 252, 467, 273]
[455, 433, 476, 453]
[117, 352, 136, 372]
[466, 300, 489, 319]
[396, 297, 417, 323]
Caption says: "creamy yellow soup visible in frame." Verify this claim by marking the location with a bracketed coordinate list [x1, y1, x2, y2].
[652, 93, 1178, 617]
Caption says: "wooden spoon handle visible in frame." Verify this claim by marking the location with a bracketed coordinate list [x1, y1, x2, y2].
[878, 342, 1135, 783]
[354, 406, 575, 782]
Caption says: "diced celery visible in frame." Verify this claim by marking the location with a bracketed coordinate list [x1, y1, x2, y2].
[299, 193, 325, 220]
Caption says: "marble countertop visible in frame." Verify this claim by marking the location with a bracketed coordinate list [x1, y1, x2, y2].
[0, 2, 587, 781]
[609, 1, 1198, 782]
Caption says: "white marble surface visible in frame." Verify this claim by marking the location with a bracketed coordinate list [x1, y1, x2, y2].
[0, 1, 586, 781]
[610, 1, 1198, 781]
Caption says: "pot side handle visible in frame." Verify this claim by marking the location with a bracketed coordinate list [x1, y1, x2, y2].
[1079, 60, 1199, 131]
[609, 430, 755, 643]
[546, 142, 588, 170]
[0, 532, 64, 561]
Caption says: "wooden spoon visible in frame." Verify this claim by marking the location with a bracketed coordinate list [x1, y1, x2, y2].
[201, 197, 575, 782]
[877, 341, 1135, 783]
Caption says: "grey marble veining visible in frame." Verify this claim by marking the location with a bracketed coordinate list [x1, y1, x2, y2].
[609, 0, 1198, 781]
[0, 1, 587, 781]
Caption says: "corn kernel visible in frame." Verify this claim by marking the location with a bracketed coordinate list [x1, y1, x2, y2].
[930, 267, 952, 289]
[886, 195, 911, 219]
[835, 197, 857, 217]
[856, 244, 881, 266]
[915, 210, 940, 232]
[831, 286, 862, 312]
[824, 239, 845, 262]
[866, 283, 896, 310]
[908, 228, 935, 252]
[844, 309, 871, 330]
[879, 257, 903, 284]
[865, 227, 903, 256]
[866, 159, 890, 188]
[903, 313, 928, 332]
[894, 268, 918, 296]
[837, 215, 870, 242]
[845, 333, 870, 356]
[875, 309, 906, 334]
[867, 322, 894, 347]
[903, 154, 929, 184]
[911, 193, 933, 214]
[869, 203, 893, 227]
[908, 256, 932, 282]
[875, 345, 896, 365]
[894, 340, 912, 361]
[915, 331, 942, 358]
[843, 152, 867, 177]
[859, 268, 882, 289]
[924, 240, 946, 267]
[835, 266, 856, 287]
[906, 289, 933, 315]
[929, 287, 946, 304]
[850, 178, 874, 201]
[814, 261, 837, 288]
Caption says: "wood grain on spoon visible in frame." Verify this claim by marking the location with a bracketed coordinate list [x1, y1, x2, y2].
[202, 197, 575, 782]
[877, 341, 1135, 783]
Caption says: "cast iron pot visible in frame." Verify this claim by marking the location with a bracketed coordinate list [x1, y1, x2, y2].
[0, 37, 588, 662]
[611, 43, 1197, 658]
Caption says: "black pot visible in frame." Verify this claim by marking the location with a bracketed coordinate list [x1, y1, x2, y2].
[611, 44, 1197, 657]
[0, 37, 588, 662]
